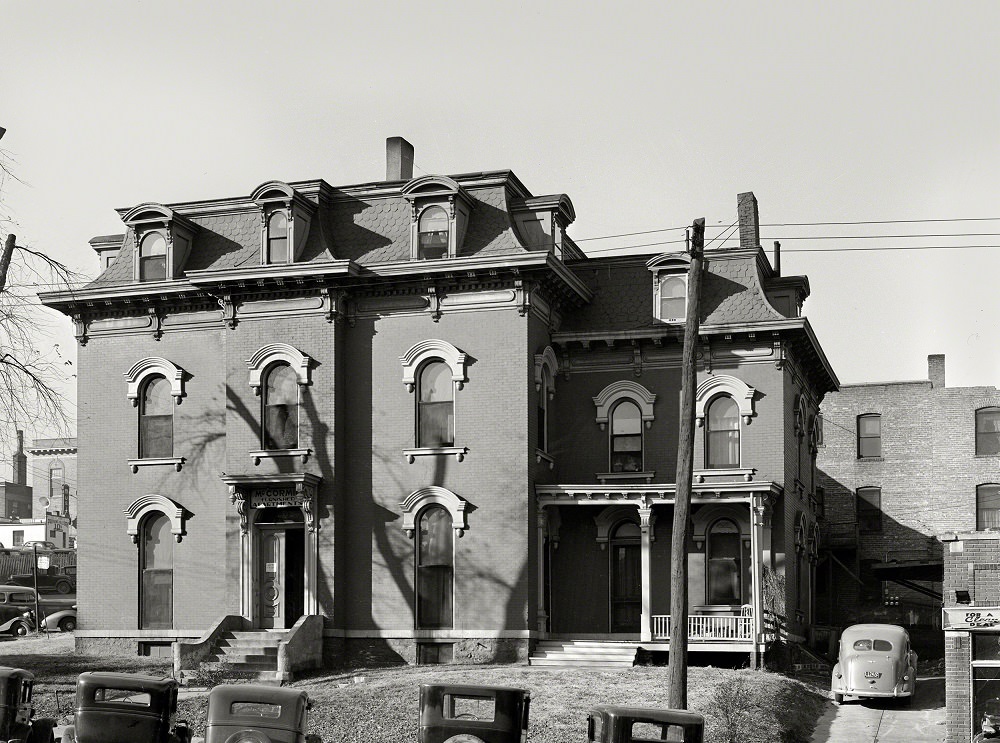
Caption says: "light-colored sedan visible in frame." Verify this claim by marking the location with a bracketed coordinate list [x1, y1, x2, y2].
[832, 623, 918, 704]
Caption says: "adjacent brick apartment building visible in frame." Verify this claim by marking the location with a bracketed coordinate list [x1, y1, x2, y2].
[26, 437, 77, 546]
[40, 139, 838, 670]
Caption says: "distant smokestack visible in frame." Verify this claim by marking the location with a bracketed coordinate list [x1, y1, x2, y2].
[928, 354, 946, 388]
[773, 241, 781, 276]
[738, 192, 760, 249]
[386, 137, 414, 181]
[13, 430, 26, 485]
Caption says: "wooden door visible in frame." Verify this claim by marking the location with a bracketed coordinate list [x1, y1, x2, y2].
[611, 542, 641, 632]
[258, 528, 286, 629]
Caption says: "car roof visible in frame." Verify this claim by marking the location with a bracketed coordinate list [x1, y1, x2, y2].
[841, 623, 909, 641]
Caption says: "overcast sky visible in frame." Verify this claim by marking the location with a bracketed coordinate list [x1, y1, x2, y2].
[2, 1, 999, 475]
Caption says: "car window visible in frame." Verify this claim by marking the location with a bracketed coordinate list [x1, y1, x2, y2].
[852, 638, 893, 652]
[9, 593, 35, 603]
[852, 639, 872, 651]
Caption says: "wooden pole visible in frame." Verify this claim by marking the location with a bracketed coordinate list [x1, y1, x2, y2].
[668, 218, 705, 709]
[0, 233, 16, 293]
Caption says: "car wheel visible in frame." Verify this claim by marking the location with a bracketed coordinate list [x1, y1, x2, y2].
[58, 616, 77, 632]
[834, 693, 844, 704]
[55, 580, 72, 594]
[12, 621, 30, 637]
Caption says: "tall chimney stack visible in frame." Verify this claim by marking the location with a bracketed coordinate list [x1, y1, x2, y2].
[13, 430, 26, 486]
[737, 192, 760, 249]
[386, 137, 414, 181]
[928, 354, 946, 388]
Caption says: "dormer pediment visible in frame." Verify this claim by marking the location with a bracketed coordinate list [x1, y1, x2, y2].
[400, 175, 475, 260]
[119, 202, 198, 282]
[646, 253, 691, 272]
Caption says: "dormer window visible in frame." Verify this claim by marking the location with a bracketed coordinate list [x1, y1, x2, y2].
[251, 181, 316, 266]
[646, 252, 692, 323]
[658, 275, 686, 321]
[418, 206, 449, 260]
[267, 211, 289, 264]
[121, 203, 197, 283]
[402, 175, 474, 261]
[139, 232, 167, 282]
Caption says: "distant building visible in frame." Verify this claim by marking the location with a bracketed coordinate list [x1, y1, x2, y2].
[40, 139, 837, 671]
[0, 431, 32, 521]
[0, 514, 71, 549]
[26, 437, 77, 546]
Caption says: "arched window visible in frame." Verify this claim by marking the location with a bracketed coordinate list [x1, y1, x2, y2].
[416, 505, 453, 629]
[417, 361, 454, 447]
[707, 519, 742, 604]
[977, 408, 1000, 456]
[418, 206, 449, 260]
[140, 513, 173, 629]
[267, 211, 289, 264]
[262, 363, 298, 450]
[140, 376, 173, 458]
[139, 232, 167, 282]
[537, 366, 551, 453]
[610, 400, 643, 472]
[706, 396, 740, 468]
[658, 275, 686, 321]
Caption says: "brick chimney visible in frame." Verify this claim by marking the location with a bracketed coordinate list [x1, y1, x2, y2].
[738, 192, 760, 249]
[928, 354, 946, 388]
[12, 430, 26, 485]
[386, 137, 414, 181]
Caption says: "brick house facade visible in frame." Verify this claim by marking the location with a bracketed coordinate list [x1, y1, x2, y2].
[40, 140, 838, 666]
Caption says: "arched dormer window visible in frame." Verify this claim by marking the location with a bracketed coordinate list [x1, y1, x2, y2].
[402, 176, 474, 260]
[646, 252, 691, 323]
[267, 211, 289, 264]
[121, 203, 197, 283]
[139, 232, 167, 281]
[251, 181, 317, 266]
[262, 362, 299, 450]
[418, 206, 449, 260]
[706, 396, 740, 468]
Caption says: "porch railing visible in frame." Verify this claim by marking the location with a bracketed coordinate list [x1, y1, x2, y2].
[651, 612, 754, 641]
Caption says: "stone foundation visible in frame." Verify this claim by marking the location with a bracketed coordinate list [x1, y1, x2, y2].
[331, 637, 529, 668]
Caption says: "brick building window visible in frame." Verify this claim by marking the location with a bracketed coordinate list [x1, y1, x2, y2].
[977, 408, 1000, 455]
[139, 376, 173, 458]
[262, 362, 299, 450]
[610, 401, 643, 472]
[857, 487, 882, 532]
[416, 505, 453, 629]
[706, 396, 740, 468]
[857, 414, 882, 458]
[140, 513, 173, 630]
[978, 485, 1000, 531]
[417, 361, 455, 447]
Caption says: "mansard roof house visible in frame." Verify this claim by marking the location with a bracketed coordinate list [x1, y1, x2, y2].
[40, 138, 838, 676]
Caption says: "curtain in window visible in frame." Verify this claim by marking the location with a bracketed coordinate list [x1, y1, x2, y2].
[418, 206, 449, 259]
[611, 401, 642, 472]
[140, 376, 173, 458]
[141, 514, 173, 629]
[263, 364, 298, 450]
[978, 485, 1000, 530]
[139, 232, 167, 281]
[418, 362, 454, 447]
[707, 519, 741, 604]
[417, 506, 453, 629]
[977, 408, 1000, 455]
[706, 397, 740, 468]
[659, 275, 686, 319]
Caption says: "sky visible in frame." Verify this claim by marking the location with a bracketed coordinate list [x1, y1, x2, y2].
[1, 0, 999, 478]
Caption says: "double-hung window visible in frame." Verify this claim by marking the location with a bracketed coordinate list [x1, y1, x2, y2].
[706, 396, 740, 468]
[138, 232, 167, 282]
[418, 361, 454, 447]
[139, 376, 173, 458]
[857, 487, 882, 532]
[857, 414, 882, 458]
[977, 408, 1000, 456]
[610, 401, 643, 472]
[262, 363, 299, 450]
[978, 485, 1000, 531]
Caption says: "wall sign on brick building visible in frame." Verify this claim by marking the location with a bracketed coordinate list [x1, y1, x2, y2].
[944, 607, 1000, 630]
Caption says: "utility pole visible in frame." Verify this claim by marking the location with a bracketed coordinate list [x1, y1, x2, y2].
[668, 218, 705, 709]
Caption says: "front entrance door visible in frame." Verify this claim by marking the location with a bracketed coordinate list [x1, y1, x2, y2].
[256, 520, 305, 629]
[610, 523, 641, 632]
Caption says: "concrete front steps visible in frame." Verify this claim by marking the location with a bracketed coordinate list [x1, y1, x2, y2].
[529, 640, 639, 670]
[198, 630, 288, 682]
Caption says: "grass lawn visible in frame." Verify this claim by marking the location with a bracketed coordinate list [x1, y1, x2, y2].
[1, 635, 827, 743]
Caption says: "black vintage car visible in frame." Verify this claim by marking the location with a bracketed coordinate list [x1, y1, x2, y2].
[0, 602, 32, 636]
[587, 706, 705, 743]
[0, 666, 56, 742]
[7, 565, 76, 595]
[205, 684, 321, 743]
[419, 684, 530, 743]
[60, 672, 191, 743]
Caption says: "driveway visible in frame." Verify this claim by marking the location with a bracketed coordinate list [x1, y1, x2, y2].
[811, 676, 946, 742]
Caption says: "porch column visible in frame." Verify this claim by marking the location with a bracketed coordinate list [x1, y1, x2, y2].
[302, 488, 319, 615]
[750, 494, 772, 661]
[639, 503, 653, 642]
[536, 505, 549, 635]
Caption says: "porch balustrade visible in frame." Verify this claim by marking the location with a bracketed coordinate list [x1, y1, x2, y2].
[651, 610, 754, 641]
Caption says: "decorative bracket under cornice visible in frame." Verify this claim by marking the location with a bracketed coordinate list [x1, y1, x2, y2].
[73, 316, 89, 346]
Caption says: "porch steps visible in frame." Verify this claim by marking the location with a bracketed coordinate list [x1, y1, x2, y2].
[201, 630, 287, 681]
[529, 640, 639, 670]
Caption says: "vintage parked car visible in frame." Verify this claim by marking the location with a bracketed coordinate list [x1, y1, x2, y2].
[0, 666, 56, 742]
[204, 684, 321, 742]
[831, 623, 918, 704]
[26, 604, 76, 633]
[8, 565, 76, 594]
[419, 684, 529, 743]
[0, 585, 76, 632]
[587, 705, 705, 743]
[19, 541, 57, 551]
[59, 672, 191, 743]
[0, 603, 33, 637]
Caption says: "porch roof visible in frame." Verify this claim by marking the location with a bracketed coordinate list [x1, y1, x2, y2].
[535, 479, 782, 507]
